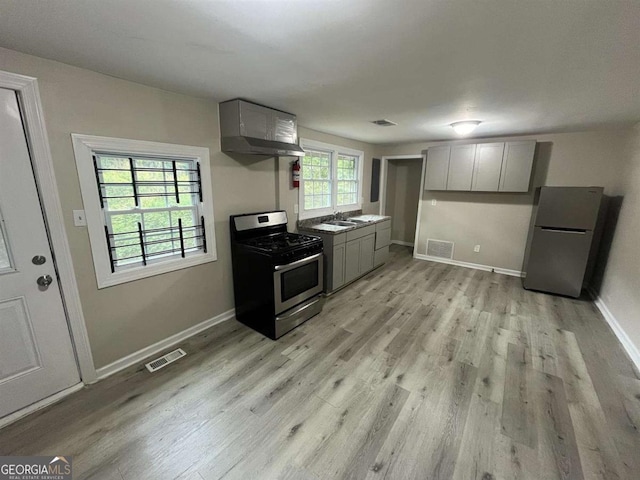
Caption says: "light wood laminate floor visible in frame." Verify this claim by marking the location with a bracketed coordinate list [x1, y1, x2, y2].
[1, 246, 639, 480]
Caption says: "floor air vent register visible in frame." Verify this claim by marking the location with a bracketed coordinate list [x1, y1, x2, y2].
[145, 348, 187, 372]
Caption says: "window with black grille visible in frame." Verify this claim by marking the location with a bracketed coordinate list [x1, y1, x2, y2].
[93, 153, 207, 272]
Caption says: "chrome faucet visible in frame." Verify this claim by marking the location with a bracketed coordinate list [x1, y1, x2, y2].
[333, 211, 346, 221]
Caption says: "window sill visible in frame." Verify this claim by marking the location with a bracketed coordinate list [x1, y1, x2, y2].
[96, 251, 217, 289]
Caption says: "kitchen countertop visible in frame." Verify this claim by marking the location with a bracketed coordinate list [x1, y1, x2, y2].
[299, 214, 391, 235]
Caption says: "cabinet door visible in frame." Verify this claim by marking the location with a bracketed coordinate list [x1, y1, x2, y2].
[499, 141, 536, 192]
[238, 101, 271, 139]
[424, 146, 450, 190]
[272, 111, 297, 143]
[359, 234, 375, 274]
[344, 239, 361, 284]
[332, 243, 346, 290]
[447, 144, 476, 190]
[472, 143, 504, 191]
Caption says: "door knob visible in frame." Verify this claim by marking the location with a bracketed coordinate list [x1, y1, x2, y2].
[36, 274, 53, 288]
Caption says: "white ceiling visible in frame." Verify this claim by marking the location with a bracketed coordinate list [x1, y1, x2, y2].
[1, 1, 639, 144]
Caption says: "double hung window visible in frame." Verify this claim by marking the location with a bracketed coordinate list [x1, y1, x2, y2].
[72, 135, 217, 288]
[299, 139, 363, 219]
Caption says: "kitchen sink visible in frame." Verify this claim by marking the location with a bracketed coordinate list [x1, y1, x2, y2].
[348, 218, 370, 223]
[326, 220, 357, 226]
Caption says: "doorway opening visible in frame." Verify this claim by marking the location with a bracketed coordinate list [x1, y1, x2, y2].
[381, 157, 423, 251]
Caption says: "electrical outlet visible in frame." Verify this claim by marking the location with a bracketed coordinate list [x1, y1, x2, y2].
[73, 209, 87, 226]
[474, 245, 480, 253]
[294, 204, 299, 214]
[431, 199, 437, 206]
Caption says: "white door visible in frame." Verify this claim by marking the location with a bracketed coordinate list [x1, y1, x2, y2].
[0, 87, 79, 418]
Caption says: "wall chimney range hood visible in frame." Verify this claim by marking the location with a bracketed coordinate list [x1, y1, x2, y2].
[219, 99, 304, 157]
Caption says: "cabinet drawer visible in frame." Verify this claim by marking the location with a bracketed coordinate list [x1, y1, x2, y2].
[346, 224, 375, 241]
[375, 228, 391, 249]
[376, 219, 391, 231]
[374, 246, 389, 267]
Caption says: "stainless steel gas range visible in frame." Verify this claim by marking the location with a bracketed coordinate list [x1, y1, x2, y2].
[230, 210, 325, 339]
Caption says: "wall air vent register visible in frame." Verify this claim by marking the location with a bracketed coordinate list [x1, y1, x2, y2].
[426, 239, 454, 259]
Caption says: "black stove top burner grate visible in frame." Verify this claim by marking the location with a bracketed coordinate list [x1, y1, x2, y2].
[242, 232, 321, 252]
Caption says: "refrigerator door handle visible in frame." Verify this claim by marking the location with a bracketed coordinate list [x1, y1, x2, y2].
[539, 227, 587, 235]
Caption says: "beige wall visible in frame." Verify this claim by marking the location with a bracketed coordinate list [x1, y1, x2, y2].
[276, 126, 379, 232]
[384, 158, 422, 244]
[0, 47, 278, 368]
[4, 45, 637, 370]
[378, 130, 630, 272]
[0, 47, 380, 369]
[596, 124, 640, 354]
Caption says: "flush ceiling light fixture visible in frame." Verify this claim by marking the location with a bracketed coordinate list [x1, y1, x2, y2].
[450, 120, 481, 136]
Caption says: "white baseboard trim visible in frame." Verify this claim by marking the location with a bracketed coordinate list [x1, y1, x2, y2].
[95, 308, 236, 381]
[588, 288, 640, 372]
[391, 240, 414, 247]
[0, 383, 84, 430]
[414, 253, 524, 278]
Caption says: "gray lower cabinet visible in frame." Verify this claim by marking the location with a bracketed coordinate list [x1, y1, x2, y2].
[374, 219, 392, 267]
[344, 239, 361, 284]
[359, 234, 375, 273]
[344, 232, 375, 284]
[301, 221, 388, 294]
[332, 243, 346, 290]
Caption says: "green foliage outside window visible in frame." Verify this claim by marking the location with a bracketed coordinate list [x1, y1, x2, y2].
[301, 150, 359, 210]
[98, 156, 199, 267]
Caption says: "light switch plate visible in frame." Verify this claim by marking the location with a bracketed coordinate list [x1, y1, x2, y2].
[294, 204, 299, 214]
[73, 209, 87, 226]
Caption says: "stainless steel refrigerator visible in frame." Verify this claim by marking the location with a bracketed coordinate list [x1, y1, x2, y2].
[523, 186, 603, 298]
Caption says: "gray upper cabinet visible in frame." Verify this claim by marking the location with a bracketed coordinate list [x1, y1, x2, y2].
[499, 141, 536, 192]
[447, 144, 476, 190]
[472, 143, 505, 191]
[426, 140, 535, 193]
[424, 146, 450, 190]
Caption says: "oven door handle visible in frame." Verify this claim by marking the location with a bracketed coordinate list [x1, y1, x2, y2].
[274, 252, 323, 272]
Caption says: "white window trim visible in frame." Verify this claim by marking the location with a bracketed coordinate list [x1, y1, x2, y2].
[72, 134, 217, 289]
[298, 138, 364, 220]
